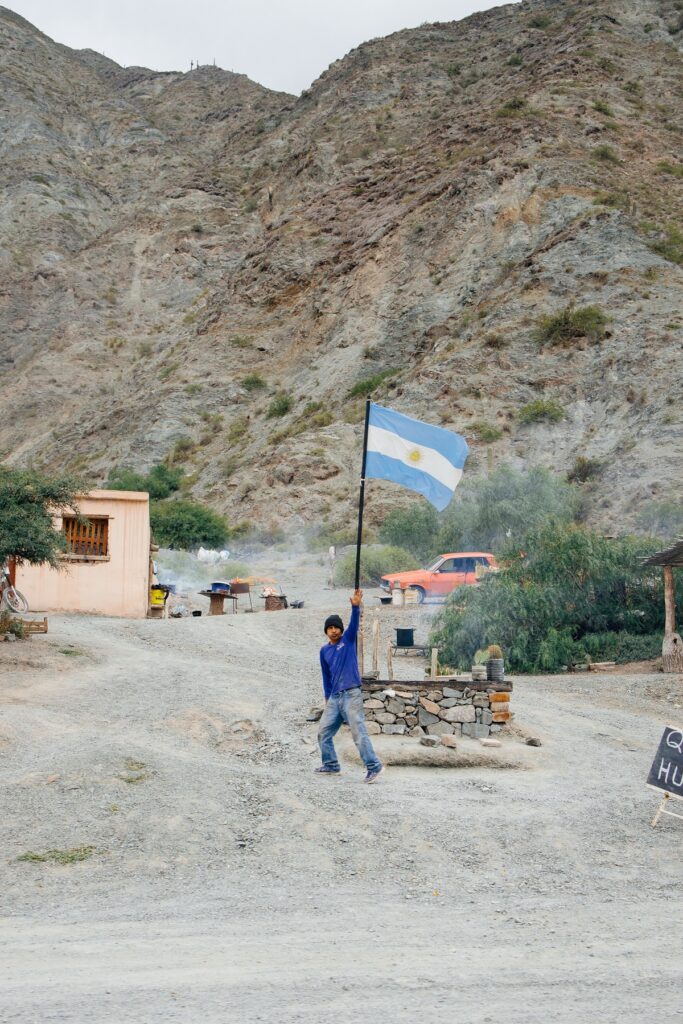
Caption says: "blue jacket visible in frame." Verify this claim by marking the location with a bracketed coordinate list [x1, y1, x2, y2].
[320, 605, 361, 699]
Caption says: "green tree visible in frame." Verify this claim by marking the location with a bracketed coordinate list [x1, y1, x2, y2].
[150, 500, 230, 550]
[379, 502, 440, 561]
[436, 464, 582, 553]
[432, 522, 663, 672]
[636, 500, 683, 541]
[107, 463, 183, 500]
[0, 467, 81, 566]
[106, 467, 147, 492]
[335, 545, 415, 586]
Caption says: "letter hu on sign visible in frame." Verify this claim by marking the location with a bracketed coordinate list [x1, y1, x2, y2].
[647, 726, 683, 798]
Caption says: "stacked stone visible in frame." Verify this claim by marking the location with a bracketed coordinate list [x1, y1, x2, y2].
[361, 680, 512, 741]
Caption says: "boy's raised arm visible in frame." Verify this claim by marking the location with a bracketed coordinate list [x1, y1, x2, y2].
[343, 590, 362, 642]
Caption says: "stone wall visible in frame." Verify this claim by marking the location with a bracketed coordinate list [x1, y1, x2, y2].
[361, 678, 512, 743]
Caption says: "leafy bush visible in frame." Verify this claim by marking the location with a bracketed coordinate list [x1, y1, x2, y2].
[347, 370, 397, 398]
[437, 465, 581, 553]
[335, 545, 415, 586]
[657, 161, 683, 178]
[506, 55, 523, 66]
[484, 333, 508, 349]
[159, 361, 180, 380]
[593, 99, 614, 116]
[107, 463, 183, 500]
[269, 425, 294, 445]
[243, 374, 266, 392]
[150, 500, 230, 549]
[582, 632, 661, 663]
[535, 305, 608, 346]
[591, 144, 621, 164]
[379, 502, 440, 561]
[567, 456, 603, 483]
[222, 456, 239, 478]
[496, 96, 526, 118]
[432, 523, 663, 672]
[267, 393, 293, 418]
[300, 402, 333, 429]
[169, 437, 195, 463]
[519, 399, 565, 424]
[304, 524, 374, 552]
[227, 416, 250, 445]
[471, 421, 503, 442]
[0, 467, 81, 566]
[649, 225, 683, 265]
[593, 192, 626, 209]
[0, 610, 26, 638]
[310, 411, 333, 428]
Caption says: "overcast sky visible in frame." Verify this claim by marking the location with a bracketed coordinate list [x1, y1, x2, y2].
[8, 0, 510, 94]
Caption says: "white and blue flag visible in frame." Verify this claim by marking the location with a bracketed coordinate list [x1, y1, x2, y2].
[365, 403, 469, 511]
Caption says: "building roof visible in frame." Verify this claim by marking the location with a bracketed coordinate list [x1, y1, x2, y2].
[643, 539, 683, 567]
[81, 489, 150, 502]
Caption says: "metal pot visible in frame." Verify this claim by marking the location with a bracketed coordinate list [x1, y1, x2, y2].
[487, 658, 505, 682]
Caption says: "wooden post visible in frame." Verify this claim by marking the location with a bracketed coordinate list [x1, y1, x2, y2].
[652, 792, 670, 828]
[386, 641, 394, 681]
[664, 565, 676, 635]
[662, 565, 683, 673]
[372, 615, 380, 675]
[431, 647, 438, 680]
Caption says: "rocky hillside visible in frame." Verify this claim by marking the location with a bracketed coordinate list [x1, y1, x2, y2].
[1, 0, 681, 537]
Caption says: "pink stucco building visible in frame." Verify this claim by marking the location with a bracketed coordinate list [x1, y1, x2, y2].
[16, 490, 151, 618]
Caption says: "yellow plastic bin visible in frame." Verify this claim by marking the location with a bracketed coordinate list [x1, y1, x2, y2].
[150, 587, 166, 607]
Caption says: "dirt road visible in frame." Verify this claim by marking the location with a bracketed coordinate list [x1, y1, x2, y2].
[1, 564, 682, 1022]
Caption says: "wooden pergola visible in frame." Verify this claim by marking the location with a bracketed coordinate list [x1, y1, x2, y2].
[644, 540, 683, 673]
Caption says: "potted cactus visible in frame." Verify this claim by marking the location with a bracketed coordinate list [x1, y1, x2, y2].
[486, 644, 505, 682]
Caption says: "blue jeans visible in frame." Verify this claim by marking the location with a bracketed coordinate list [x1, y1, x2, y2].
[317, 687, 382, 772]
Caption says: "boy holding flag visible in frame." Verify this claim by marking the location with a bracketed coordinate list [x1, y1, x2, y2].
[316, 589, 384, 784]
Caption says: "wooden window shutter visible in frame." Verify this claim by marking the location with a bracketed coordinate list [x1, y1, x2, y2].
[62, 516, 109, 558]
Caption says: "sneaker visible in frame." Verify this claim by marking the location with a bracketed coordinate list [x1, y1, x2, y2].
[314, 765, 341, 775]
[364, 765, 384, 784]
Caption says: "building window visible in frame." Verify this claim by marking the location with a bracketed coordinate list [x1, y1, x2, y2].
[62, 516, 109, 559]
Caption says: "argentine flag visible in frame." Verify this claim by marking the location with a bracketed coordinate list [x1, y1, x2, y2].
[365, 403, 469, 511]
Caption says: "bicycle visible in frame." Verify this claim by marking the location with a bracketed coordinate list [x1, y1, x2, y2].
[0, 564, 28, 614]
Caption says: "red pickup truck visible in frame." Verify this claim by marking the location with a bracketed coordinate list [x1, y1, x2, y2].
[380, 552, 498, 603]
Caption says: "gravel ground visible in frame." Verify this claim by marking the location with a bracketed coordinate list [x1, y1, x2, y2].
[1, 552, 682, 1023]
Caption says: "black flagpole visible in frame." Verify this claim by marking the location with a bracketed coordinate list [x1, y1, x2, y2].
[354, 398, 371, 591]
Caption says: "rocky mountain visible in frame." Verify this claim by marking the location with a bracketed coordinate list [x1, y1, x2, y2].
[1, 0, 681, 538]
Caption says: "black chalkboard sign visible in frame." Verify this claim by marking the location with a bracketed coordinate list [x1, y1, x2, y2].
[647, 726, 683, 797]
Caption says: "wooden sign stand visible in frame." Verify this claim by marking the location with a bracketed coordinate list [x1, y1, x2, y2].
[651, 790, 683, 828]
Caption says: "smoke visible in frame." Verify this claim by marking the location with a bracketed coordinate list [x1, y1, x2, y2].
[155, 549, 250, 597]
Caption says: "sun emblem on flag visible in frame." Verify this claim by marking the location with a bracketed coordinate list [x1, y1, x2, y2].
[408, 448, 422, 464]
